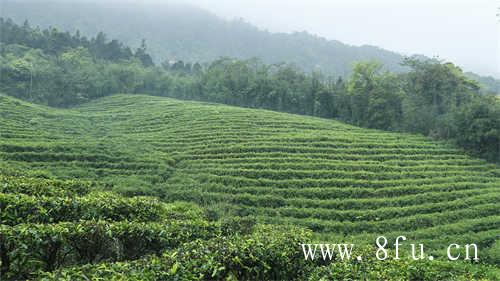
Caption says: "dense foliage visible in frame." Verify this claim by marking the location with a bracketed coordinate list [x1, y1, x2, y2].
[1, 18, 498, 162]
[0, 157, 498, 279]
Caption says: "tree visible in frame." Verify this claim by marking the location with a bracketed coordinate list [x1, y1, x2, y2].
[453, 97, 500, 162]
[368, 73, 405, 130]
[347, 61, 381, 126]
[402, 57, 479, 136]
[134, 39, 154, 67]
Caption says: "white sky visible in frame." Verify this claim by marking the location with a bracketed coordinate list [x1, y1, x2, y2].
[177, 0, 500, 78]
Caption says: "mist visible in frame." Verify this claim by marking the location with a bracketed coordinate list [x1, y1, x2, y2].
[177, 0, 500, 78]
[2, 0, 499, 77]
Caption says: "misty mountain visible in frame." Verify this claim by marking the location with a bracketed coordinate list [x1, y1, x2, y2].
[1, 0, 409, 77]
[464, 72, 500, 95]
[1, 0, 499, 93]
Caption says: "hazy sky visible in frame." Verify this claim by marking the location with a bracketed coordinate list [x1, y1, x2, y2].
[175, 0, 500, 78]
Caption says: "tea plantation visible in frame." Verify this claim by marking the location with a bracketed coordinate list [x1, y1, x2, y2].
[0, 93, 499, 280]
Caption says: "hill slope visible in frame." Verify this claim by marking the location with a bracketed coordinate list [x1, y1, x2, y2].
[0, 0, 407, 76]
[1, 93, 499, 263]
[3, 1, 499, 94]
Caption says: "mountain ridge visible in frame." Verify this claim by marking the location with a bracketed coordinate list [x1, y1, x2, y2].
[0, 0, 408, 76]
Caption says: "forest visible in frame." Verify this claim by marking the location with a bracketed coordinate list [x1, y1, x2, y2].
[1, 18, 498, 163]
[0, 0, 409, 76]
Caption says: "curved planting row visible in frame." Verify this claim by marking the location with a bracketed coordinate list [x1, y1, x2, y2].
[0, 175, 92, 197]
[73, 96, 500, 252]
[1, 94, 499, 278]
[0, 191, 187, 225]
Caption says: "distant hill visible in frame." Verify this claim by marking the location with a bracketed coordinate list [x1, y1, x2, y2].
[0, 0, 408, 76]
[465, 72, 500, 95]
[1, 0, 498, 93]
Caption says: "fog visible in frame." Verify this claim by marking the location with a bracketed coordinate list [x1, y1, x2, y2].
[178, 0, 499, 78]
[5, 0, 500, 77]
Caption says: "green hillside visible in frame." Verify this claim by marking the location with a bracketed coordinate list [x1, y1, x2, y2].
[1, 93, 499, 279]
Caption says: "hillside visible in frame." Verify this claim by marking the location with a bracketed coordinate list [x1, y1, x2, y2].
[1, 93, 499, 264]
[0, 0, 407, 76]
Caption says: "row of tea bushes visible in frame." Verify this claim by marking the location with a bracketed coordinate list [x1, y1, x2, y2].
[37, 225, 313, 281]
[0, 219, 219, 279]
[0, 191, 203, 225]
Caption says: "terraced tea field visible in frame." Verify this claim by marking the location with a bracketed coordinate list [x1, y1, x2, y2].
[1, 93, 499, 267]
